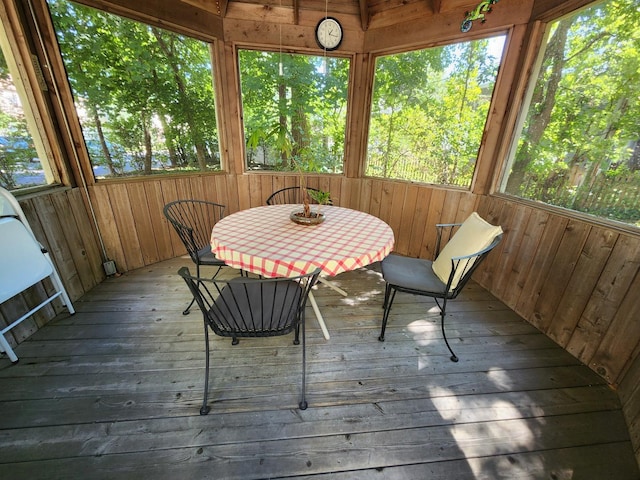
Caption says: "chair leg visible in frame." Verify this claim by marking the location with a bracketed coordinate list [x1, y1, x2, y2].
[378, 284, 396, 342]
[294, 321, 300, 345]
[200, 322, 212, 415]
[438, 298, 458, 363]
[299, 313, 308, 410]
[382, 282, 391, 310]
[0, 333, 18, 363]
[182, 296, 195, 316]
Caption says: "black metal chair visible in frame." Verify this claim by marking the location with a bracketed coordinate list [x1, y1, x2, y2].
[179, 266, 321, 415]
[163, 199, 227, 315]
[265, 186, 332, 205]
[378, 212, 502, 362]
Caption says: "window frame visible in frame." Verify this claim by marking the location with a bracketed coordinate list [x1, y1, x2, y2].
[235, 44, 352, 176]
[43, 0, 225, 182]
[497, 1, 640, 232]
[0, 0, 67, 191]
[364, 34, 508, 190]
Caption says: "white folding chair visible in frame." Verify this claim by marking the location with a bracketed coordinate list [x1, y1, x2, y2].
[0, 187, 75, 363]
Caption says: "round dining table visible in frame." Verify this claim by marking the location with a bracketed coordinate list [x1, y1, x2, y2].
[210, 204, 395, 339]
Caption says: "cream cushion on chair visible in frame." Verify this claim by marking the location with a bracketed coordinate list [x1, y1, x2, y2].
[432, 212, 503, 290]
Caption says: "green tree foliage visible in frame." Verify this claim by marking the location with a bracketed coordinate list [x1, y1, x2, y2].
[366, 37, 504, 187]
[506, 0, 640, 226]
[0, 48, 38, 189]
[239, 50, 348, 173]
[47, 0, 219, 178]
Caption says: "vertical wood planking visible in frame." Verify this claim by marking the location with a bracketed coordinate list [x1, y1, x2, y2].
[31, 194, 83, 298]
[368, 179, 383, 218]
[567, 235, 640, 365]
[406, 186, 432, 258]
[49, 191, 96, 294]
[395, 184, 418, 255]
[108, 184, 145, 271]
[514, 213, 568, 322]
[386, 182, 407, 249]
[590, 270, 640, 386]
[66, 188, 104, 287]
[213, 174, 230, 208]
[330, 176, 343, 207]
[547, 227, 617, 348]
[144, 180, 175, 262]
[421, 188, 446, 259]
[530, 219, 591, 335]
[157, 180, 185, 256]
[126, 183, 160, 266]
[490, 201, 522, 301]
[501, 206, 549, 308]
[235, 174, 251, 212]
[440, 189, 462, 223]
[618, 352, 640, 468]
[0, 187, 105, 345]
[358, 178, 373, 213]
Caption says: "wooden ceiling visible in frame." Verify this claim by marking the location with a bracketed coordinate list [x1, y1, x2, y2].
[179, 0, 480, 31]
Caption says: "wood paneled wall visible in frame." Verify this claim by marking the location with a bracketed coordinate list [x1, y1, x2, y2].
[3, 174, 639, 465]
[474, 194, 640, 466]
[86, 174, 481, 273]
[0, 187, 103, 348]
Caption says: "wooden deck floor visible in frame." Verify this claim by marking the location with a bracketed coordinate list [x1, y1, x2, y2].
[1, 257, 638, 479]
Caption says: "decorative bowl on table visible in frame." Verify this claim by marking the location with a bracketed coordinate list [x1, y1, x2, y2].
[290, 209, 325, 225]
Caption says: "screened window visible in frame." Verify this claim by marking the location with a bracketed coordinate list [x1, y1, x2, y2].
[366, 36, 505, 187]
[0, 25, 56, 190]
[48, 0, 220, 179]
[239, 50, 348, 174]
[502, 0, 640, 228]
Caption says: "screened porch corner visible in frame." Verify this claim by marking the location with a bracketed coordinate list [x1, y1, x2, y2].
[0, 257, 637, 479]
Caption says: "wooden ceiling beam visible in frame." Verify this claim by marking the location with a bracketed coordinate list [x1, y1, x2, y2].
[293, 0, 299, 24]
[358, 0, 369, 31]
[218, 0, 228, 17]
[180, 0, 227, 16]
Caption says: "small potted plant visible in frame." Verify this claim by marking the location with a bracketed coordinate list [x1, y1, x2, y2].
[307, 188, 331, 217]
[289, 157, 331, 225]
[290, 183, 331, 224]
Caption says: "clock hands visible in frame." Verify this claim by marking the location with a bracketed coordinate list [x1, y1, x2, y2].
[317, 17, 342, 49]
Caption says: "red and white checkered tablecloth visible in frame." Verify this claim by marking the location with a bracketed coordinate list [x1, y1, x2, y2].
[211, 205, 395, 278]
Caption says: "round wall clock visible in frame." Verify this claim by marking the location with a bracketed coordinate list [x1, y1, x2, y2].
[315, 17, 343, 51]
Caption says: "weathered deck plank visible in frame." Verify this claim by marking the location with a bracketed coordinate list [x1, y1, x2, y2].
[0, 257, 637, 479]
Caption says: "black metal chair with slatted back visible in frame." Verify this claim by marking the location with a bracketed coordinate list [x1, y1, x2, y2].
[179, 266, 321, 415]
[265, 186, 333, 206]
[378, 212, 503, 362]
[163, 199, 227, 315]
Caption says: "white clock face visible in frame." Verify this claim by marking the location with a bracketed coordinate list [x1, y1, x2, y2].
[316, 18, 342, 51]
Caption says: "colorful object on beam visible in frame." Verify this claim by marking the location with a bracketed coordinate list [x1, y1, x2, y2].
[461, 0, 498, 33]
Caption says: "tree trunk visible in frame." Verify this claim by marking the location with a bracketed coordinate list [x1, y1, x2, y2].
[506, 17, 574, 194]
[291, 88, 310, 160]
[141, 111, 153, 175]
[94, 109, 116, 176]
[152, 29, 208, 171]
[159, 114, 178, 168]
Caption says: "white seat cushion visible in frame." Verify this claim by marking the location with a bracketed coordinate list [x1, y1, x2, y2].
[431, 212, 502, 290]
